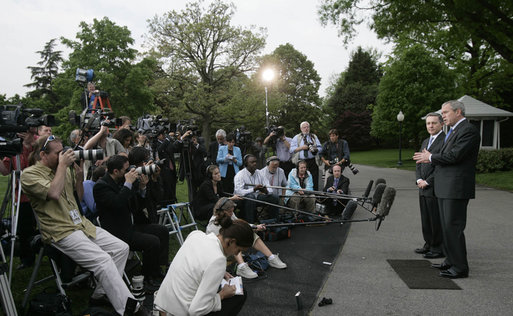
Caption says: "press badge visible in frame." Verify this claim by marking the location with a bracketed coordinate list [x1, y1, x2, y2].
[69, 209, 82, 225]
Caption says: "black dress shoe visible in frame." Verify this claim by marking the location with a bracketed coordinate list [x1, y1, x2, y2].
[423, 252, 445, 259]
[431, 262, 451, 270]
[414, 246, 429, 254]
[440, 269, 468, 279]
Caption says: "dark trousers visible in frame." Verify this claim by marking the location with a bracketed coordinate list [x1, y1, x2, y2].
[131, 224, 169, 278]
[17, 202, 37, 266]
[160, 168, 177, 204]
[194, 202, 216, 221]
[419, 195, 443, 253]
[207, 289, 247, 316]
[280, 160, 295, 179]
[240, 193, 279, 223]
[438, 198, 469, 273]
[305, 158, 319, 191]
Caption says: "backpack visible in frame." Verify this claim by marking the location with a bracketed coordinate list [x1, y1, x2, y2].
[257, 218, 291, 241]
[243, 251, 269, 273]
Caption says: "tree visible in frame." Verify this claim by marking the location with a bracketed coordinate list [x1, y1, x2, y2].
[255, 43, 324, 137]
[325, 47, 381, 148]
[318, 0, 513, 63]
[51, 17, 156, 138]
[24, 38, 63, 112]
[146, 0, 266, 143]
[371, 45, 456, 147]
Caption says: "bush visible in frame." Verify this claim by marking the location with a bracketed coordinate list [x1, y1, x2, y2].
[476, 148, 513, 173]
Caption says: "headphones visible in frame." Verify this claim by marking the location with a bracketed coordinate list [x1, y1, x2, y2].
[215, 197, 230, 213]
[266, 156, 279, 166]
[296, 159, 307, 173]
[243, 154, 255, 167]
[206, 164, 217, 179]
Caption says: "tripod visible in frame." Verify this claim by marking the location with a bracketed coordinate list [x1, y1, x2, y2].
[0, 155, 22, 315]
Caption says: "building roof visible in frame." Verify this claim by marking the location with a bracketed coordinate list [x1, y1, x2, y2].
[457, 95, 513, 118]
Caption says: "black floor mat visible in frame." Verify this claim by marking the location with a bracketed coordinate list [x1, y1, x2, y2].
[239, 222, 351, 316]
[387, 259, 461, 290]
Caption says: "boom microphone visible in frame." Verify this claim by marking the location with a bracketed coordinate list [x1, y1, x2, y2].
[363, 180, 374, 198]
[341, 200, 358, 220]
[377, 187, 396, 217]
[372, 183, 386, 208]
[375, 178, 386, 188]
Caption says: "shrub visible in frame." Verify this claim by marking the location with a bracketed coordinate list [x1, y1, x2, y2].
[476, 148, 513, 173]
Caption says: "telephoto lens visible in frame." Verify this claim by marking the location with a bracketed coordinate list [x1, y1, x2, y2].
[73, 149, 104, 161]
[135, 164, 158, 175]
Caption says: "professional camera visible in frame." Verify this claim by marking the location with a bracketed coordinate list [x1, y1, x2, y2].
[342, 160, 359, 175]
[136, 115, 172, 139]
[176, 119, 199, 137]
[69, 109, 122, 134]
[266, 125, 284, 143]
[75, 68, 94, 84]
[307, 140, 318, 154]
[129, 164, 160, 175]
[63, 147, 104, 162]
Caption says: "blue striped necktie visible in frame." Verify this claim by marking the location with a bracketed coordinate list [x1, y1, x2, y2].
[427, 136, 433, 149]
[444, 128, 453, 143]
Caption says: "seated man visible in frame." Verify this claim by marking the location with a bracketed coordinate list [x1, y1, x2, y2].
[322, 164, 350, 216]
[258, 156, 288, 202]
[285, 160, 316, 213]
[20, 136, 139, 315]
[94, 155, 168, 291]
[234, 154, 279, 223]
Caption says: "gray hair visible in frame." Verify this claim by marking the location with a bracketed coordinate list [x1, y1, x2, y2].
[215, 129, 226, 138]
[443, 100, 465, 116]
[69, 129, 80, 144]
[300, 121, 310, 128]
[425, 112, 443, 124]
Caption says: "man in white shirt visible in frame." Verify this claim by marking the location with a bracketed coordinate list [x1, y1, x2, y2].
[258, 156, 288, 202]
[234, 155, 280, 223]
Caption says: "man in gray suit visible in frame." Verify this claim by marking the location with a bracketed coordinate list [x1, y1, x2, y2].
[414, 113, 445, 259]
[414, 100, 480, 279]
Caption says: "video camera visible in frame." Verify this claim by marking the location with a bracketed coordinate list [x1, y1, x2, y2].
[0, 104, 55, 157]
[176, 119, 198, 138]
[75, 68, 94, 84]
[69, 109, 122, 135]
[136, 114, 172, 139]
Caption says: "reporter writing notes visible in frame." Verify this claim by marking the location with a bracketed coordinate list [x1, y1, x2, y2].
[413, 100, 480, 279]
[155, 216, 254, 315]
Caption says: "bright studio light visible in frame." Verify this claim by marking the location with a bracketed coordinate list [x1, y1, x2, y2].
[262, 69, 275, 82]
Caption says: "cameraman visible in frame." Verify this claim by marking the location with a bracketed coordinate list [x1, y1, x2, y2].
[321, 129, 350, 186]
[0, 129, 38, 269]
[84, 124, 126, 166]
[94, 155, 168, 291]
[154, 129, 179, 204]
[81, 81, 97, 110]
[178, 131, 207, 197]
[263, 126, 294, 177]
[37, 125, 52, 137]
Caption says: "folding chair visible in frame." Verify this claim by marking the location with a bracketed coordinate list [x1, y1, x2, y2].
[159, 202, 199, 245]
[157, 206, 183, 245]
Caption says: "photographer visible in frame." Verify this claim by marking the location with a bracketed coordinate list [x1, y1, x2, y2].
[80, 81, 98, 110]
[84, 124, 126, 164]
[94, 155, 168, 291]
[0, 128, 38, 269]
[20, 136, 138, 315]
[112, 128, 134, 152]
[154, 129, 179, 205]
[178, 131, 207, 198]
[207, 129, 227, 165]
[321, 129, 350, 185]
[37, 125, 52, 138]
[263, 126, 294, 177]
[290, 121, 322, 190]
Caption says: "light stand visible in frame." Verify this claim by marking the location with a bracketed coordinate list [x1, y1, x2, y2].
[397, 111, 404, 166]
[262, 68, 275, 132]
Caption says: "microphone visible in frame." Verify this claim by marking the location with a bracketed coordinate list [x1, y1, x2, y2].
[377, 187, 396, 217]
[371, 183, 387, 208]
[375, 178, 386, 188]
[341, 200, 358, 220]
[363, 180, 374, 198]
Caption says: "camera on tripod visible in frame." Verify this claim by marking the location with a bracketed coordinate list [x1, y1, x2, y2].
[69, 109, 122, 135]
[0, 104, 55, 157]
[176, 120, 198, 138]
[136, 114, 172, 139]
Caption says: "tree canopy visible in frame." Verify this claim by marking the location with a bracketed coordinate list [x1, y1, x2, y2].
[145, 0, 266, 142]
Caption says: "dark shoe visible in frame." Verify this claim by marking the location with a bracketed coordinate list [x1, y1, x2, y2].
[423, 252, 445, 259]
[144, 279, 161, 293]
[431, 262, 451, 270]
[414, 246, 429, 254]
[440, 269, 468, 279]
[134, 304, 152, 316]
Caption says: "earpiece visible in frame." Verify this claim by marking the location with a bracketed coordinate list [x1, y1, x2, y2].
[206, 164, 217, 179]
[266, 156, 279, 166]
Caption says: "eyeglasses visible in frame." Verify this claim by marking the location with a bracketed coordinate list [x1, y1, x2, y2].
[41, 135, 55, 152]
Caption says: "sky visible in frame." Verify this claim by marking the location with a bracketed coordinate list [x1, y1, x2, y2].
[1, 0, 392, 99]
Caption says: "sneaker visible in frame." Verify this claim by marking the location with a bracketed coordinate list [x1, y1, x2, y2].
[236, 263, 258, 279]
[268, 254, 287, 269]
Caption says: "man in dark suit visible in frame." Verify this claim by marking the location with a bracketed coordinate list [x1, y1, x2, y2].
[414, 112, 445, 259]
[94, 155, 168, 290]
[322, 164, 350, 216]
[207, 129, 226, 165]
[414, 100, 480, 279]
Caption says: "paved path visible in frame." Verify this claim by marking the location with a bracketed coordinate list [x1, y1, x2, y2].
[311, 165, 513, 315]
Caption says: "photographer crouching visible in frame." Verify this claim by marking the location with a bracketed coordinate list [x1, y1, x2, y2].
[94, 154, 169, 292]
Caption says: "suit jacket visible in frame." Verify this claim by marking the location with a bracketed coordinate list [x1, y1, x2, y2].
[94, 173, 137, 242]
[323, 175, 350, 194]
[431, 119, 480, 199]
[415, 132, 445, 197]
[216, 145, 243, 177]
